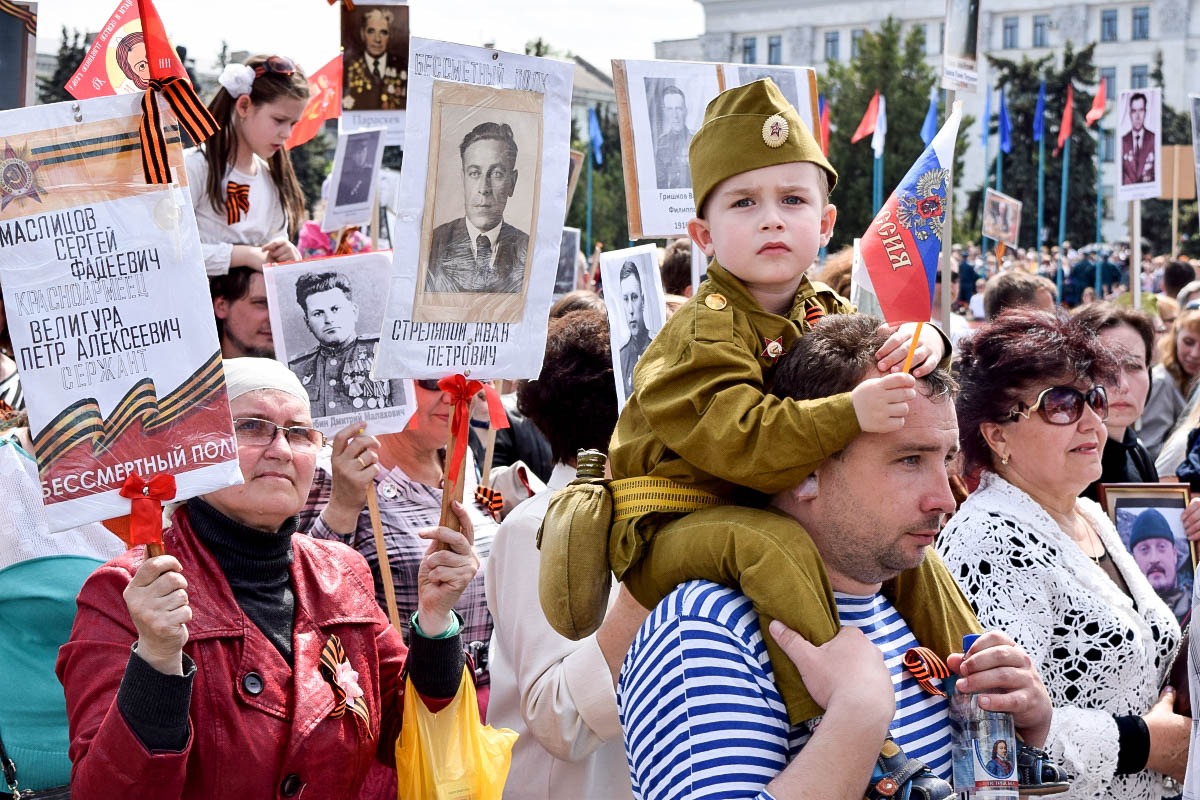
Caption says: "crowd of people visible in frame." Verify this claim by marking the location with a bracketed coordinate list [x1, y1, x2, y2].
[4, 53, 1200, 800]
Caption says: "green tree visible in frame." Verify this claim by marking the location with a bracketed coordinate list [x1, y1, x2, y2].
[290, 130, 334, 214]
[565, 104, 629, 253]
[38, 27, 86, 105]
[973, 44, 1100, 249]
[822, 19, 973, 251]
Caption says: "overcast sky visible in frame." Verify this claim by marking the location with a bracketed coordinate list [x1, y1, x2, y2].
[36, 1, 705, 76]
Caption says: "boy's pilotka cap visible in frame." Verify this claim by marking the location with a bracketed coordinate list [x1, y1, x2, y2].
[689, 78, 838, 215]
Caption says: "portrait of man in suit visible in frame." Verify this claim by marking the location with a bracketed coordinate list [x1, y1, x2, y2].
[1122, 91, 1157, 185]
[651, 84, 692, 190]
[342, 5, 409, 112]
[618, 259, 651, 398]
[425, 122, 529, 294]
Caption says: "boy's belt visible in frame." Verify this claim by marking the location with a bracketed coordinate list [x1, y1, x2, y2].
[609, 477, 729, 521]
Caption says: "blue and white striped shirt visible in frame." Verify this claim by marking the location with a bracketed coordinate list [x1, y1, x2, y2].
[618, 581, 951, 800]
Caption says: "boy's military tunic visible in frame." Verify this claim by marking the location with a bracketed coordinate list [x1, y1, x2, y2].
[288, 336, 400, 417]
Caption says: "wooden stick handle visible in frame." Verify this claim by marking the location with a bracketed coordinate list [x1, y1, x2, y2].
[438, 419, 467, 534]
[479, 426, 498, 489]
[902, 321, 924, 374]
[146, 542, 164, 558]
[366, 488, 403, 637]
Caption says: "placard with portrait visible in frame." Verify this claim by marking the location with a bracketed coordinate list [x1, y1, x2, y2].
[1117, 87, 1163, 203]
[719, 65, 818, 135]
[321, 128, 388, 232]
[981, 188, 1022, 248]
[264, 252, 415, 438]
[340, 1, 410, 146]
[599, 244, 666, 410]
[941, 0, 980, 92]
[373, 38, 574, 381]
[613, 59, 721, 239]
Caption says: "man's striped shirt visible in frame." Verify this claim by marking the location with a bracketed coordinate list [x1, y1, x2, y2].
[617, 580, 952, 800]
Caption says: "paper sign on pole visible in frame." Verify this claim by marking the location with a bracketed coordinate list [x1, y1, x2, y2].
[941, 0, 980, 93]
[599, 244, 666, 411]
[321, 128, 387, 232]
[1117, 87, 1163, 203]
[340, 1, 409, 147]
[0, 94, 240, 530]
[373, 38, 575, 381]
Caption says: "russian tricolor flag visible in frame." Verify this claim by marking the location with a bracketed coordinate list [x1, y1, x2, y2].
[856, 103, 962, 324]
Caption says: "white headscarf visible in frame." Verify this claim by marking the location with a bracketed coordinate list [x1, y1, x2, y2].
[222, 358, 309, 406]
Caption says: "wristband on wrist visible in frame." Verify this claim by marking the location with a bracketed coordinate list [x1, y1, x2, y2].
[411, 609, 462, 639]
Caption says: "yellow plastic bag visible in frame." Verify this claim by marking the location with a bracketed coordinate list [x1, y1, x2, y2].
[396, 666, 519, 800]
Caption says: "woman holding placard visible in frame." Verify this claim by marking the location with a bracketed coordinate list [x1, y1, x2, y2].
[185, 55, 308, 275]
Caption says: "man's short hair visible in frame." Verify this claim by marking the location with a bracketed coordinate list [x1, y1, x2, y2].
[619, 260, 641, 284]
[661, 85, 686, 108]
[361, 8, 394, 29]
[209, 267, 257, 339]
[1130, 91, 1147, 109]
[1163, 260, 1196, 298]
[458, 122, 518, 168]
[983, 271, 1054, 320]
[660, 238, 692, 295]
[295, 271, 353, 312]
[772, 314, 956, 406]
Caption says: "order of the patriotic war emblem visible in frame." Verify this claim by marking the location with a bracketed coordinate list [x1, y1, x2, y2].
[0, 142, 44, 211]
[894, 168, 949, 242]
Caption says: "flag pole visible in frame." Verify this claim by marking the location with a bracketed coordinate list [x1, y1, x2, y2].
[585, 150, 593, 256]
[1057, 136, 1071, 303]
[1037, 128, 1046, 256]
[873, 154, 883, 214]
[940, 94, 958, 335]
[1095, 127, 1104, 296]
[1132, 199, 1142, 309]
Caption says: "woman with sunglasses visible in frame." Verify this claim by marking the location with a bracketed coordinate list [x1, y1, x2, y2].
[56, 359, 479, 799]
[938, 309, 1186, 800]
[185, 55, 308, 276]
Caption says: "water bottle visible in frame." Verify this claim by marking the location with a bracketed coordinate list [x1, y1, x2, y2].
[947, 634, 1019, 799]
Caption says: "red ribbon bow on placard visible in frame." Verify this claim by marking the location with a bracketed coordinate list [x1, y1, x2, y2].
[140, 76, 220, 184]
[437, 374, 508, 484]
[327, 0, 355, 8]
[119, 473, 177, 546]
[226, 181, 250, 225]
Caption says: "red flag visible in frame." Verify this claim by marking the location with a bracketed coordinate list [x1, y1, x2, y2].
[819, 97, 830, 156]
[137, 0, 185, 81]
[851, 90, 880, 144]
[287, 56, 344, 150]
[65, 0, 188, 100]
[1056, 83, 1074, 154]
[1085, 78, 1106, 126]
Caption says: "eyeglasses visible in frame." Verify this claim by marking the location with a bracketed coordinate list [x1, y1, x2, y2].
[233, 417, 324, 450]
[1007, 385, 1108, 425]
[415, 379, 442, 391]
[253, 56, 296, 80]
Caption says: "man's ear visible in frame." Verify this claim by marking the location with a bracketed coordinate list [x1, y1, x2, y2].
[794, 473, 819, 500]
[687, 217, 715, 257]
[507, 169, 518, 198]
[213, 296, 230, 321]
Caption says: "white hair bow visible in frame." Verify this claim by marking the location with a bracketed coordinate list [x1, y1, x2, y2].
[218, 63, 256, 98]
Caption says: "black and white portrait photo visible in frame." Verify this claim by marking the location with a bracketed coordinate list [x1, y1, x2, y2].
[556, 226, 582, 298]
[722, 65, 817, 134]
[341, 2, 409, 113]
[322, 128, 387, 232]
[645, 78, 693, 190]
[600, 245, 667, 409]
[618, 60, 720, 238]
[941, 0, 981, 91]
[1118, 88, 1162, 202]
[263, 253, 414, 436]
[415, 80, 544, 322]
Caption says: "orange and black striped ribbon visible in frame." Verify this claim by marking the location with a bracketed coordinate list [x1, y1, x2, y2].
[226, 182, 250, 225]
[475, 485, 504, 517]
[318, 634, 373, 739]
[902, 646, 950, 697]
[0, 0, 35, 36]
[804, 301, 825, 327]
[140, 76, 220, 184]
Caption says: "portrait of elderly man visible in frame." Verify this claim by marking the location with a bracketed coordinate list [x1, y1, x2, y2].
[425, 121, 529, 295]
[1127, 507, 1190, 621]
[342, 5, 408, 111]
[652, 84, 692, 190]
[287, 271, 402, 416]
[618, 260, 651, 398]
[1121, 91, 1156, 185]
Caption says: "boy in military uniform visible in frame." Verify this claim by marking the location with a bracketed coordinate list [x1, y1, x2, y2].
[605, 79, 980, 726]
[287, 271, 404, 416]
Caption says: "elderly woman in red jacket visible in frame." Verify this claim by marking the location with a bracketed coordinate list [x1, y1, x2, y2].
[56, 358, 479, 799]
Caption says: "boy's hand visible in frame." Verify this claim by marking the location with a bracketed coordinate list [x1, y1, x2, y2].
[876, 322, 946, 377]
[851, 372, 917, 433]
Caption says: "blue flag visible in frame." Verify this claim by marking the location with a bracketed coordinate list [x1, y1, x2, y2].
[1033, 81, 1046, 142]
[920, 85, 938, 147]
[587, 106, 603, 167]
[981, 85, 991, 151]
[998, 87, 1012, 154]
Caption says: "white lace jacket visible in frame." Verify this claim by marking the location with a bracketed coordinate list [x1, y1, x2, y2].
[938, 472, 1181, 800]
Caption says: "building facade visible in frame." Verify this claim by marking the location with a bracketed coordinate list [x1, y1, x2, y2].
[656, 0, 1200, 244]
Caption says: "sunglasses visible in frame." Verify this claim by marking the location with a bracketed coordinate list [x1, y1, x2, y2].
[415, 379, 442, 391]
[1007, 385, 1108, 425]
[253, 55, 296, 80]
[233, 417, 324, 451]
